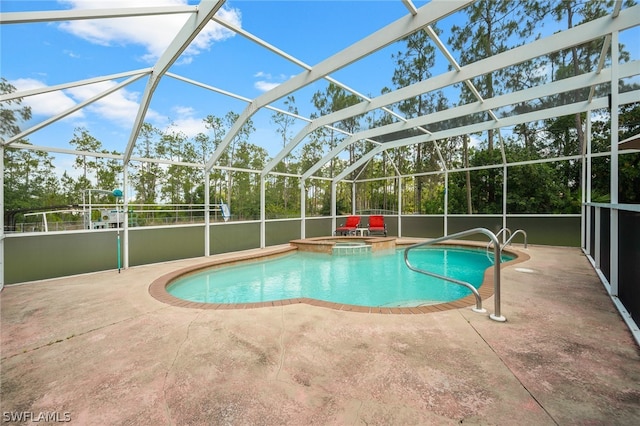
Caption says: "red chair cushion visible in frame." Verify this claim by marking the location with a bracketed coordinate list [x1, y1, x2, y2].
[368, 215, 384, 228]
[344, 216, 360, 227]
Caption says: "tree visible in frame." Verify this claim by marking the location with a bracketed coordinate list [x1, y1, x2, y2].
[311, 83, 363, 214]
[203, 114, 227, 205]
[132, 123, 164, 204]
[1, 78, 60, 214]
[0, 78, 32, 142]
[69, 127, 102, 186]
[312, 83, 362, 174]
[223, 112, 255, 210]
[448, 0, 545, 207]
[4, 144, 60, 211]
[96, 151, 123, 197]
[298, 130, 326, 216]
[545, 0, 636, 206]
[157, 128, 192, 204]
[589, 102, 640, 203]
[270, 95, 299, 212]
[618, 102, 640, 203]
[391, 27, 447, 213]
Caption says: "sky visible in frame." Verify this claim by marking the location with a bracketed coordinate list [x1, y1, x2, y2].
[1, 0, 639, 178]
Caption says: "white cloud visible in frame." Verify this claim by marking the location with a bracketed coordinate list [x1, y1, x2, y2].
[11, 78, 83, 119]
[253, 71, 292, 92]
[11, 78, 163, 129]
[254, 80, 280, 92]
[58, 0, 241, 64]
[66, 81, 153, 128]
[164, 105, 208, 138]
[63, 49, 81, 58]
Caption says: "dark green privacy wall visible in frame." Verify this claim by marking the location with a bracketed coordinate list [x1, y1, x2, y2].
[128, 225, 204, 266]
[4, 216, 581, 283]
[266, 220, 301, 246]
[401, 216, 445, 238]
[210, 222, 260, 254]
[5, 231, 121, 283]
[506, 216, 581, 246]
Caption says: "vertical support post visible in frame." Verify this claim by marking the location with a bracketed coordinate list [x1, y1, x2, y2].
[260, 175, 266, 248]
[300, 179, 306, 239]
[583, 112, 592, 252]
[117, 204, 121, 273]
[610, 30, 619, 295]
[204, 170, 210, 257]
[122, 167, 129, 269]
[444, 171, 448, 236]
[88, 191, 92, 229]
[351, 181, 356, 215]
[331, 181, 337, 234]
[112, 187, 123, 273]
[595, 206, 601, 269]
[0, 146, 4, 291]
[397, 177, 402, 237]
[502, 165, 508, 244]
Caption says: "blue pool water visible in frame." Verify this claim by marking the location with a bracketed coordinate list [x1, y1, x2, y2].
[167, 247, 513, 307]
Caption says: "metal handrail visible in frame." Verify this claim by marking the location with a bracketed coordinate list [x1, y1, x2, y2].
[404, 227, 506, 322]
[503, 229, 528, 249]
[486, 227, 510, 262]
[494, 227, 512, 245]
[486, 228, 528, 262]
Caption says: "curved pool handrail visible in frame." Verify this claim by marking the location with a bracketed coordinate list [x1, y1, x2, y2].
[403, 255, 486, 314]
[503, 229, 528, 249]
[486, 227, 511, 262]
[495, 227, 512, 245]
[404, 227, 505, 322]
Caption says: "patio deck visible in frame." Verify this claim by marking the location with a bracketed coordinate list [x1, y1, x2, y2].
[1, 243, 639, 425]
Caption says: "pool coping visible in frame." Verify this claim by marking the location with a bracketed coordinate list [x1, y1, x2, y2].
[148, 240, 530, 314]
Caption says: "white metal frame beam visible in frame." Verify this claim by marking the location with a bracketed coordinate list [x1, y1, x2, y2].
[333, 89, 637, 183]
[0, 68, 151, 103]
[204, 0, 471, 172]
[0, 6, 196, 24]
[122, 0, 226, 164]
[3, 74, 148, 146]
[285, 5, 639, 181]
[304, 60, 637, 180]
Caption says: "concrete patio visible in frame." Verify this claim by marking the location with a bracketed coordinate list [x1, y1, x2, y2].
[1, 243, 639, 425]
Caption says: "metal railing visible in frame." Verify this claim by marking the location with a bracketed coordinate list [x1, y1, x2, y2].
[503, 229, 528, 249]
[487, 228, 528, 258]
[404, 227, 506, 322]
[495, 227, 512, 245]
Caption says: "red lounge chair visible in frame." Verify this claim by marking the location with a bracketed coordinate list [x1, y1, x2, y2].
[368, 215, 387, 236]
[335, 215, 361, 236]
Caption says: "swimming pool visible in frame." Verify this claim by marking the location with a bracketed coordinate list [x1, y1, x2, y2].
[165, 247, 514, 308]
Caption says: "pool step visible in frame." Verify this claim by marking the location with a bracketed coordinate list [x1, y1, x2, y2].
[332, 243, 371, 255]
